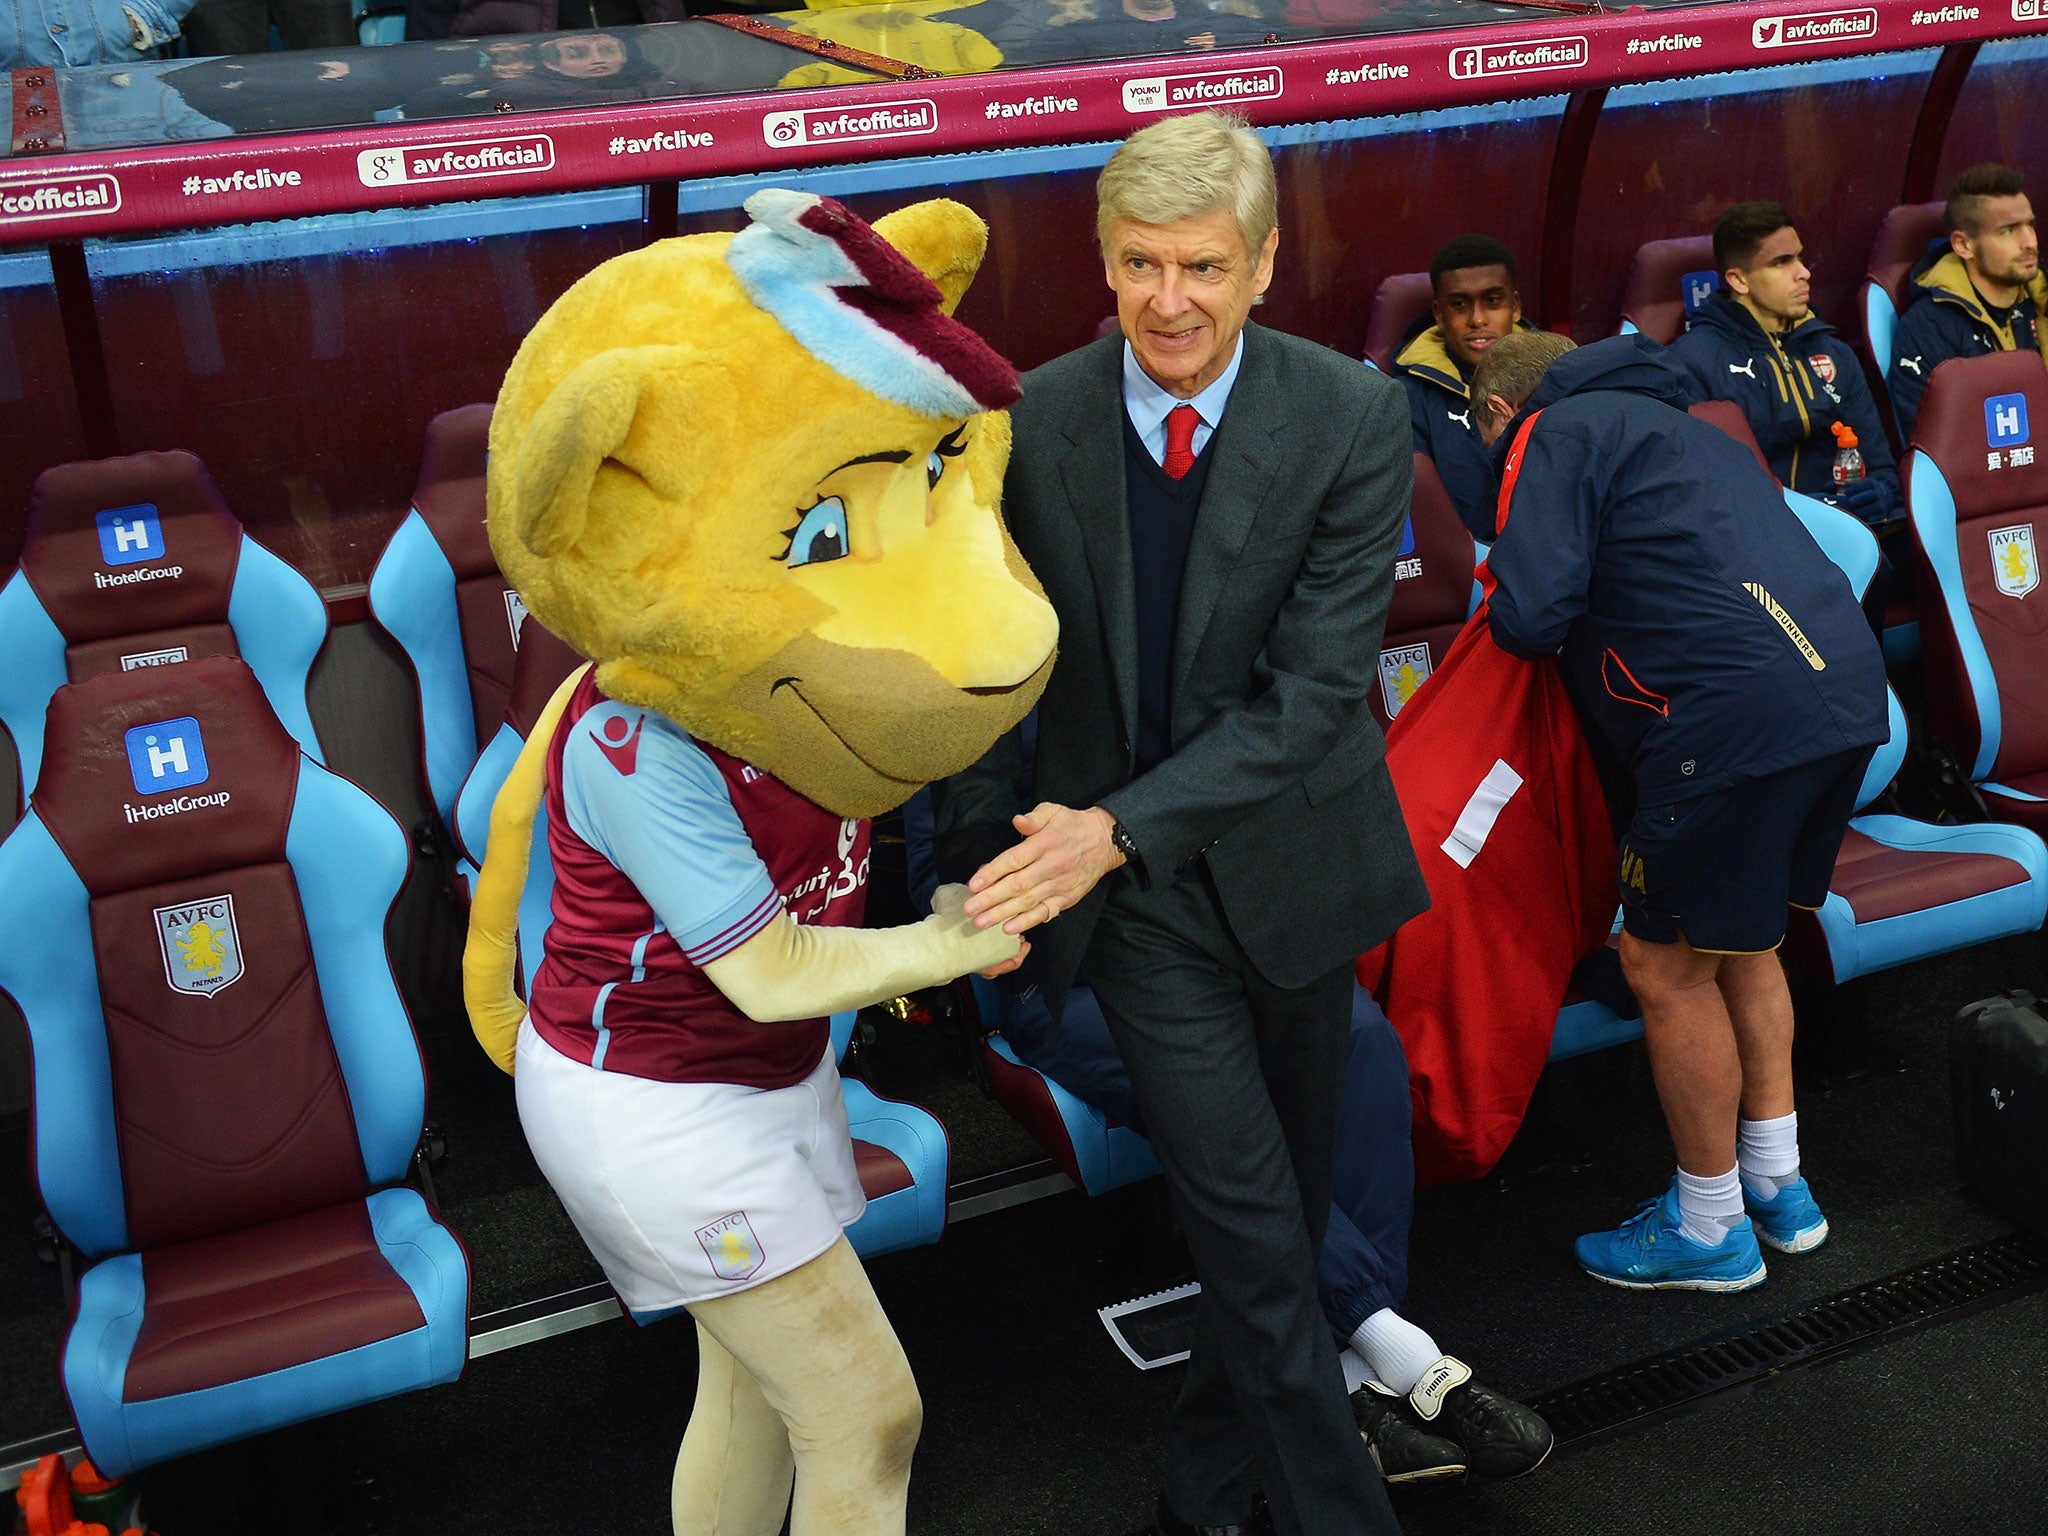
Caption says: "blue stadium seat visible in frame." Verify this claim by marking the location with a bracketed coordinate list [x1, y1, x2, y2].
[1781, 491, 2047, 982]
[353, 0, 407, 43]
[452, 636, 949, 1270]
[1903, 350, 2048, 836]
[0, 658, 467, 1476]
[974, 978, 1161, 1196]
[0, 451, 327, 803]
[366, 404, 513, 838]
[1859, 201, 1946, 422]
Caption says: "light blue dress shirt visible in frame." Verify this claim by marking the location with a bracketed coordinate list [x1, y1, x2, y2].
[1121, 332, 1245, 467]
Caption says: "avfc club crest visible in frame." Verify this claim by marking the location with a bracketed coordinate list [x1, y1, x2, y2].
[1808, 354, 1837, 386]
[154, 895, 244, 997]
[696, 1211, 766, 1282]
[1379, 643, 1433, 718]
[1989, 524, 2039, 600]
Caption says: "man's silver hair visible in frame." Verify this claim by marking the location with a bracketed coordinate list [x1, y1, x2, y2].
[1096, 110, 1278, 259]
[1470, 330, 1577, 411]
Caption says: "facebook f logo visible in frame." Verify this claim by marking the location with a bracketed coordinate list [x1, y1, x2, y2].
[1987, 394, 2030, 449]
[1682, 271, 1719, 315]
[96, 504, 163, 567]
[125, 718, 209, 795]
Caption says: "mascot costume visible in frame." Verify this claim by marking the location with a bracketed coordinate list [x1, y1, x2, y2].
[462, 190, 1057, 1535]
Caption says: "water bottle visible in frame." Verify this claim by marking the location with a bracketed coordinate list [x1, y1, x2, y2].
[1831, 420, 1865, 489]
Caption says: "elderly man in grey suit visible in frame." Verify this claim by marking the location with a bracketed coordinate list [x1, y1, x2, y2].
[934, 112, 1426, 1536]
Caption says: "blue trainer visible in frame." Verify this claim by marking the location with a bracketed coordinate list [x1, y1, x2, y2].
[1575, 1183, 1767, 1292]
[1745, 1175, 1830, 1254]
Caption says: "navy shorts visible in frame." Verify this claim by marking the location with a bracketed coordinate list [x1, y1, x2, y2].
[1618, 746, 1876, 953]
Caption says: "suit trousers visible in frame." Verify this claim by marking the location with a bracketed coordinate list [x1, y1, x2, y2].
[1081, 870, 1400, 1536]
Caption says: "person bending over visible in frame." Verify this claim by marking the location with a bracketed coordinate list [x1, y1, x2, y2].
[1891, 163, 2044, 441]
[1473, 330, 1888, 1292]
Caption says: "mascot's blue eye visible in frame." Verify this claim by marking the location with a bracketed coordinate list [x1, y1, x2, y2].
[784, 498, 849, 568]
[927, 451, 945, 490]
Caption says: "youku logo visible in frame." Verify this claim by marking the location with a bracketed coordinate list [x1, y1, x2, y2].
[356, 135, 554, 189]
[1122, 68, 1283, 113]
[1447, 36, 1588, 78]
[761, 102, 938, 148]
[1751, 8, 1879, 47]
[0, 172, 120, 224]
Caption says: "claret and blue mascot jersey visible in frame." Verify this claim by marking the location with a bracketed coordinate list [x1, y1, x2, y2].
[461, 191, 1055, 1536]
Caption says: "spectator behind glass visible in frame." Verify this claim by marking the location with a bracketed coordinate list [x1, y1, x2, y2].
[4, 0, 193, 67]
[1668, 202, 1901, 527]
[1390, 234, 1527, 540]
[182, 0, 351, 54]
[1890, 164, 2046, 441]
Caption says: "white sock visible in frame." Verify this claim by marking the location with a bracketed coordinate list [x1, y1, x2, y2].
[1738, 1112, 1801, 1200]
[1348, 1308, 1443, 1396]
[1674, 1165, 1744, 1248]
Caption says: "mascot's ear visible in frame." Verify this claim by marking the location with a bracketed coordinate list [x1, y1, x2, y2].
[872, 199, 988, 317]
[510, 351, 643, 558]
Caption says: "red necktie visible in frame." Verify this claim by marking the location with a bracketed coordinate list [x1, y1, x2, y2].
[1163, 404, 1200, 481]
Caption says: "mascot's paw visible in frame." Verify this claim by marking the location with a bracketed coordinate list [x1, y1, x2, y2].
[930, 883, 1024, 975]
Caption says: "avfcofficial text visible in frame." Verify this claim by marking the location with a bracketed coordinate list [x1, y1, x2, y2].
[95, 565, 183, 589]
[125, 790, 232, 823]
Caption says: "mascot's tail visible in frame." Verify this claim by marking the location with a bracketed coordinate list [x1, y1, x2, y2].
[464, 664, 590, 1074]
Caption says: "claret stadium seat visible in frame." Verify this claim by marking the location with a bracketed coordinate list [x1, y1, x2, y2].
[1905, 350, 2048, 831]
[0, 451, 328, 804]
[1780, 492, 2047, 981]
[366, 404, 519, 834]
[452, 635, 949, 1269]
[1361, 271, 1435, 373]
[1617, 236, 1718, 343]
[1370, 454, 1478, 731]
[1860, 201, 1946, 414]
[0, 657, 469, 1476]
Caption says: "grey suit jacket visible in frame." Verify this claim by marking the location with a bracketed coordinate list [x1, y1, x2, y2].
[933, 322, 1428, 1016]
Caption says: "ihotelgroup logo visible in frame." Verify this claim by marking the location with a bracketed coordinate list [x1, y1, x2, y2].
[1751, 7, 1879, 47]
[761, 101, 938, 148]
[356, 134, 554, 189]
[0, 172, 120, 224]
[1122, 67, 1283, 113]
[1447, 36, 1588, 78]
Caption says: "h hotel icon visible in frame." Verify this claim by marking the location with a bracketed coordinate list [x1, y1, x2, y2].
[124, 717, 210, 795]
[1987, 393, 2030, 449]
[95, 503, 163, 567]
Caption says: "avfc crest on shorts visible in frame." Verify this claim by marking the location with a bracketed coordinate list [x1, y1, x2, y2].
[696, 1211, 766, 1282]
[1379, 644, 1432, 718]
[154, 895, 243, 998]
[1808, 354, 1836, 386]
[1989, 524, 2039, 600]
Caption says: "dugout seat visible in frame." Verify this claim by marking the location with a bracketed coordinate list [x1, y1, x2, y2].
[366, 404, 520, 835]
[1905, 350, 2048, 831]
[1781, 492, 2048, 981]
[1369, 454, 1478, 730]
[1860, 201, 1947, 413]
[0, 658, 468, 1476]
[0, 452, 327, 804]
[1361, 272, 1435, 373]
[452, 638, 950, 1271]
[1617, 236, 1718, 343]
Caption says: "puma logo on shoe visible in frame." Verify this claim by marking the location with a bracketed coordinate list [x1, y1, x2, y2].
[1728, 359, 1758, 380]
[1409, 1356, 1472, 1421]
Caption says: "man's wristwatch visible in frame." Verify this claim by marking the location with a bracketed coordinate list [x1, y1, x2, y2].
[1105, 815, 1142, 872]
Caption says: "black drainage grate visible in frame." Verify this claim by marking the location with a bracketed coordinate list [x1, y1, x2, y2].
[1530, 1230, 2048, 1449]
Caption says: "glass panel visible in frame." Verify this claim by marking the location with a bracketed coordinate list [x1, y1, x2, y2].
[1570, 53, 1942, 340]
[0, 249, 86, 573]
[1938, 35, 2048, 192]
[80, 188, 645, 592]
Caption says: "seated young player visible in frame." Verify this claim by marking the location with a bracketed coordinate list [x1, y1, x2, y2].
[1392, 235, 1528, 539]
[1474, 330, 1889, 1293]
[1669, 202, 1900, 526]
[1891, 163, 2045, 440]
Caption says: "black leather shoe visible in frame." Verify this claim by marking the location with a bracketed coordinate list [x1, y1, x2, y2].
[1393, 1357, 1554, 1481]
[1153, 1493, 1271, 1535]
[1351, 1383, 1468, 1483]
